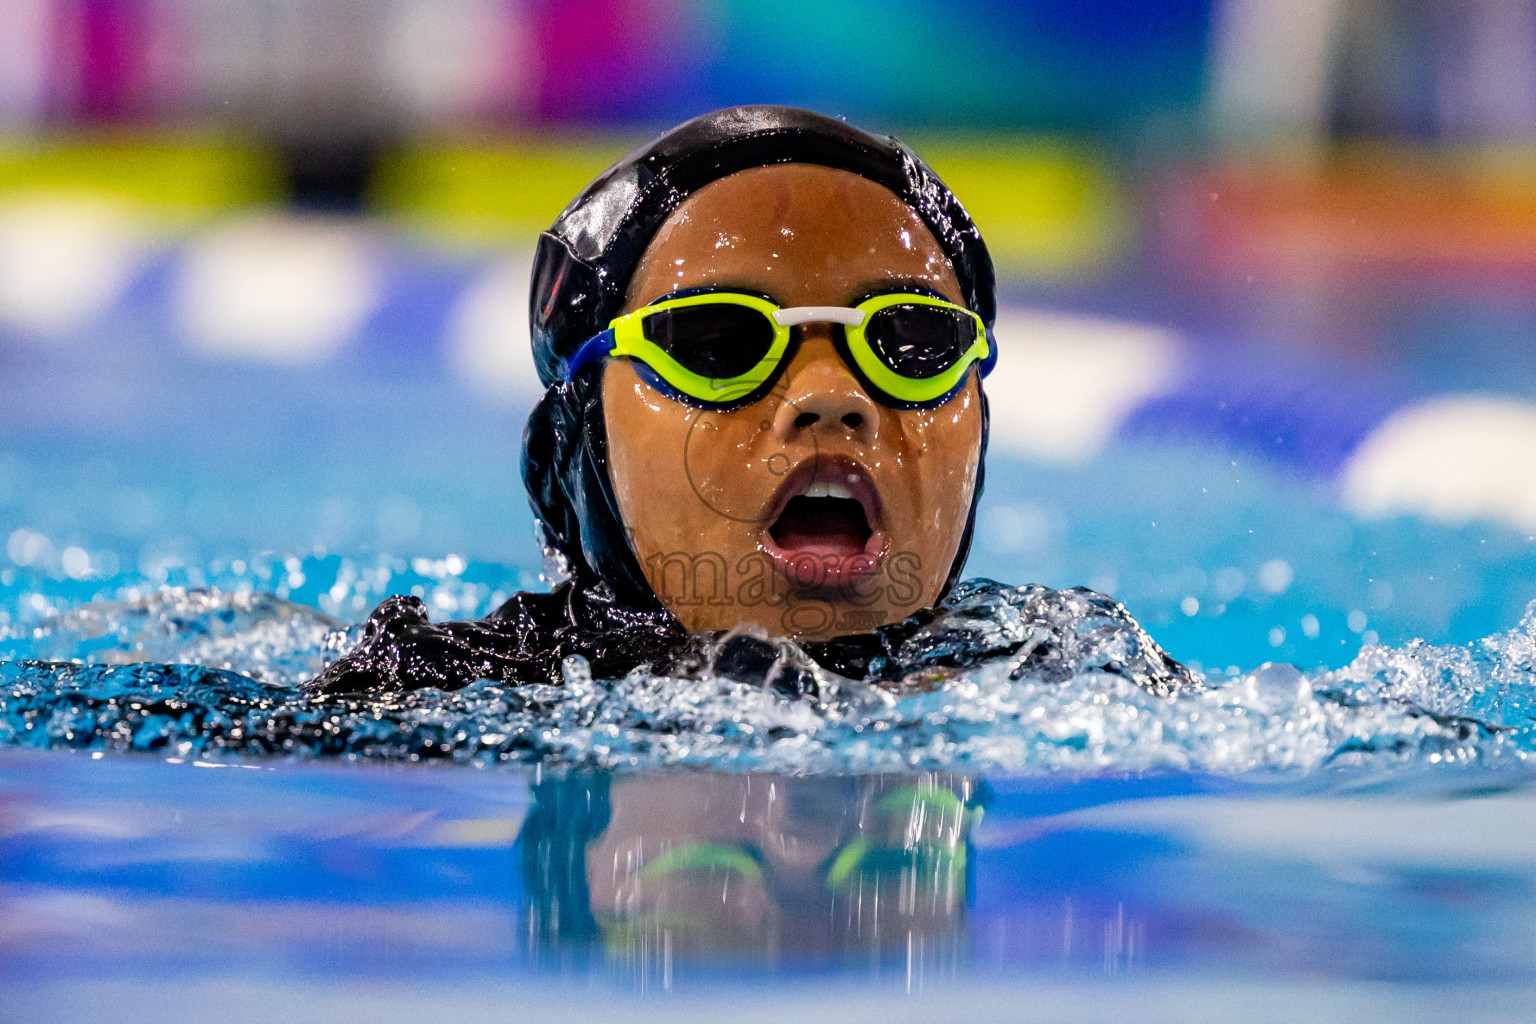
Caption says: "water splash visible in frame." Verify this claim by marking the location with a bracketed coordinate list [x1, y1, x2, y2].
[4, 587, 359, 685]
[0, 583, 1531, 773]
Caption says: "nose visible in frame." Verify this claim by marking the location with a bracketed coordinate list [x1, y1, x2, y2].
[771, 328, 879, 444]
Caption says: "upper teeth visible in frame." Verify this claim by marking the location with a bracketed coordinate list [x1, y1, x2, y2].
[803, 481, 854, 500]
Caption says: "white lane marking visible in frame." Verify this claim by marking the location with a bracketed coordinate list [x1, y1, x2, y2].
[443, 253, 541, 400]
[0, 194, 157, 337]
[984, 306, 1182, 462]
[1342, 394, 1536, 530]
[175, 213, 379, 364]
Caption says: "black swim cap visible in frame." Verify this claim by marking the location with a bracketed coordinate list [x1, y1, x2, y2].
[522, 105, 994, 611]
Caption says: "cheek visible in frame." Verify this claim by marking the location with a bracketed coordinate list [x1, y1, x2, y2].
[890, 392, 983, 551]
[904, 394, 983, 493]
[604, 369, 693, 526]
[603, 367, 770, 551]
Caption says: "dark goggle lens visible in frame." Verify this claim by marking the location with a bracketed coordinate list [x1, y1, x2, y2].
[864, 304, 974, 380]
[641, 303, 774, 379]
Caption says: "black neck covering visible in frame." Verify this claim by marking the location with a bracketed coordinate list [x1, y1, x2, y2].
[522, 105, 996, 613]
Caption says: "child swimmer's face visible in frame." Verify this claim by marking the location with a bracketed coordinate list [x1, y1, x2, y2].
[603, 164, 983, 640]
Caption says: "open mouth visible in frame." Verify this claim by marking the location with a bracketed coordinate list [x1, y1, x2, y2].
[761, 457, 884, 585]
[769, 486, 872, 556]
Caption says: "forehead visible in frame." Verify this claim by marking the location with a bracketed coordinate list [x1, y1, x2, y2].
[625, 163, 963, 309]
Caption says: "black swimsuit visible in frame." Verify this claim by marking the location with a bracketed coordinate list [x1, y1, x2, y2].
[307, 579, 1198, 698]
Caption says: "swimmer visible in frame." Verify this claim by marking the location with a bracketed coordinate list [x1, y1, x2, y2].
[310, 106, 1192, 696]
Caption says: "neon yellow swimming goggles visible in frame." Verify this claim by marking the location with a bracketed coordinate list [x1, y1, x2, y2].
[562, 289, 996, 410]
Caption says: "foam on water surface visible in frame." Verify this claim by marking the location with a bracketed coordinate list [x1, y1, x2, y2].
[1, 579, 1530, 774]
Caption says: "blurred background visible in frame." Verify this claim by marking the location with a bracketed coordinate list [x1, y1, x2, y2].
[3, 0, 1536, 672]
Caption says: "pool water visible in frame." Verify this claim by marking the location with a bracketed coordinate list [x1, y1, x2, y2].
[6, 755, 1536, 1021]
[2, 579, 1532, 773]
[6, 216, 1536, 1019]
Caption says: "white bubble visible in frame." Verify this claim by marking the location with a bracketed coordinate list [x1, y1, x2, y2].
[1368, 580, 1394, 610]
[7, 528, 48, 566]
[1258, 559, 1294, 594]
[1268, 626, 1287, 647]
[1213, 567, 1246, 601]
[60, 546, 90, 579]
[1180, 596, 1200, 617]
[1300, 614, 1320, 638]
[1348, 610, 1368, 633]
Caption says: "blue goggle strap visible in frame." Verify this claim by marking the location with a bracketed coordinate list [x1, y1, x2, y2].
[563, 328, 617, 381]
[979, 327, 997, 379]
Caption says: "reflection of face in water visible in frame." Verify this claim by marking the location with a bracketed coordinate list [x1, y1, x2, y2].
[517, 771, 985, 962]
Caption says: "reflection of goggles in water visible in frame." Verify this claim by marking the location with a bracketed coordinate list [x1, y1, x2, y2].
[637, 785, 984, 896]
[563, 289, 996, 410]
[825, 785, 984, 894]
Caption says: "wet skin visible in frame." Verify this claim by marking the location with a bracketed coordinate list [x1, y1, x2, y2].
[603, 164, 983, 640]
